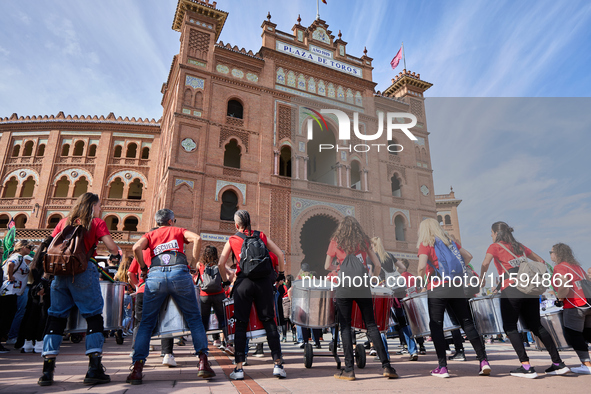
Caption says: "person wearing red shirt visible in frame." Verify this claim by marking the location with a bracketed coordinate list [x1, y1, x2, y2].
[196, 246, 226, 349]
[218, 210, 286, 380]
[417, 218, 490, 378]
[550, 243, 591, 374]
[479, 221, 568, 378]
[38, 193, 120, 387]
[126, 209, 214, 385]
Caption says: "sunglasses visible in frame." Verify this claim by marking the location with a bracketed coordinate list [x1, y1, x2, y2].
[549, 251, 555, 255]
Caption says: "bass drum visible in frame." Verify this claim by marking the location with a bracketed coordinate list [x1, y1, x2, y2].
[290, 280, 335, 329]
[66, 281, 126, 333]
[152, 286, 201, 338]
[469, 295, 527, 335]
[351, 286, 393, 333]
[224, 298, 268, 341]
[402, 292, 460, 338]
[533, 308, 572, 351]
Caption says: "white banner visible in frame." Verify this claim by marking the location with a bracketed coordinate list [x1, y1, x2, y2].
[200, 233, 230, 243]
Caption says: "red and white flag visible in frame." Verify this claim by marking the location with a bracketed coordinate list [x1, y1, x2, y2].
[390, 47, 403, 69]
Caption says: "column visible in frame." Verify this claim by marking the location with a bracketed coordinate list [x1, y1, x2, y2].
[273, 150, 279, 175]
[303, 157, 308, 181]
[337, 164, 342, 187]
[346, 165, 351, 188]
[363, 169, 369, 192]
[295, 156, 300, 180]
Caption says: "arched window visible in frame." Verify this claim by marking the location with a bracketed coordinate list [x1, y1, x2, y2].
[220, 190, 238, 221]
[194, 91, 203, 108]
[73, 176, 88, 198]
[37, 144, 45, 157]
[183, 88, 192, 106]
[12, 145, 20, 157]
[141, 147, 150, 159]
[108, 178, 124, 199]
[104, 215, 119, 231]
[391, 174, 402, 197]
[127, 179, 143, 200]
[279, 146, 292, 177]
[73, 141, 85, 156]
[23, 141, 34, 156]
[126, 143, 137, 158]
[47, 214, 62, 229]
[388, 138, 399, 155]
[20, 176, 35, 198]
[14, 214, 27, 229]
[88, 144, 97, 157]
[0, 214, 10, 228]
[445, 215, 452, 225]
[54, 176, 70, 197]
[350, 160, 361, 189]
[227, 100, 243, 119]
[3, 177, 18, 198]
[437, 215, 443, 224]
[61, 144, 70, 156]
[123, 216, 138, 231]
[394, 215, 406, 241]
[114, 145, 122, 158]
[223, 139, 241, 168]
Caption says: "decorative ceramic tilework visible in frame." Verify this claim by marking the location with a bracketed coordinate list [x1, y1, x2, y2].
[4, 168, 40, 185]
[337, 86, 345, 101]
[307, 77, 316, 93]
[339, 45, 345, 56]
[299, 141, 305, 152]
[297, 30, 304, 41]
[193, 111, 202, 117]
[182, 108, 191, 114]
[276, 85, 363, 113]
[346, 88, 353, 103]
[341, 151, 347, 161]
[390, 208, 410, 227]
[231, 69, 244, 78]
[276, 68, 285, 84]
[107, 170, 147, 186]
[181, 138, 197, 152]
[188, 59, 206, 67]
[291, 197, 354, 224]
[189, 19, 213, 29]
[312, 27, 330, 44]
[267, 26, 273, 31]
[246, 73, 258, 83]
[328, 83, 335, 98]
[52, 168, 92, 185]
[415, 137, 426, 146]
[355, 91, 363, 106]
[420, 185, 430, 196]
[287, 71, 296, 87]
[216, 64, 229, 74]
[297, 74, 306, 90]
[185, 75, 204, 89]
[318, 81, 326, 96]
[175, 179, 194, 188]
[215, 180, 246, 204]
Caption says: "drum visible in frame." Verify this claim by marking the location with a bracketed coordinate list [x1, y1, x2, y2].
[533, 308, 572, 351]
[402, 292, 461, 338]
[469, 295, 527, 335]
[290, 280, 335, 328]
[66, 281, 126, 333]
[152, 286, 201, 338]
[351, 286, 393, 333]
[223, 298, 267, 341]
[208, 307, 219, 331]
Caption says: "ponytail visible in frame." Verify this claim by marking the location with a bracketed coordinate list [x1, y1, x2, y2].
[491, 221, 524, 255]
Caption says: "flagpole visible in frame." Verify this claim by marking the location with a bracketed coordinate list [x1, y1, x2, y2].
[402, 41, 406, 70]
[316, 0, 320, 20]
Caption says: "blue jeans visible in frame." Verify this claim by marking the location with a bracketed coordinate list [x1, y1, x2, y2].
[401, 325, 417, 355]
[133, 265, 208, 362]
[381, 333, 391, 360]
[8, 285, 29, 339]
[44, 262, 104, 356]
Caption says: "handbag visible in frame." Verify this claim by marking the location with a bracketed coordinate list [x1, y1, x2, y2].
[497, 243, 547, 296]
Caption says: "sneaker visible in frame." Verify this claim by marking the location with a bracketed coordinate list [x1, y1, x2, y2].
[34, 341, 44, 354]
[176, 337, 186, 346]
[315, 343, 322, 349]
[479, 360, 491, 376]
[299, 342, 305, 349]
[253, 344, 264, 358]
[373, 356, 381, 362]
[219, 345, 226, 352]
[369, 347, 377, 356]
[363, 341, 371, 349]
[419, 345, 427, 355]
[396, 348, 408, 355]
[383, 365, 399, 379]
[224, 345, 235, 356]
[510, 365, 538, 379]
[0, 344, 10, 353]
[273, 364, 287, 378]
[230, 368, 244, 380]
[431, 366, 450, 378]
[6, 338, 16, 345]
[162, 354, 177, 367]
[21, 340, 34, 353]
[448, 350, 466, 361]
[571, 364, 591, 374]
[213, 340, 222, 347]
[334, 369, 356, 380]
[409, 353, 419, 361]
[445, 349, 453, 356]
[242, 359, 249, 366]
[545, 362, 570, 375]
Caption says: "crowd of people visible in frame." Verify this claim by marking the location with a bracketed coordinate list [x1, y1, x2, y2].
[1, 192, 590, 387]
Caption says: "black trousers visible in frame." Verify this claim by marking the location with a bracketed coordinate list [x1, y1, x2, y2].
[427, 286, 487, 367]
[0, 294, 18, 339]
[336, 296, 391, 372]
[20, 287, 50, 341]
[501, 286, 561, 363]
[563, 326, 591, 361]
[200, 292, 226, 331]
[233, 275, 282, 363]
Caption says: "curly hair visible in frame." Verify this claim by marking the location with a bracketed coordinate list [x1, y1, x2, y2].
[202, 245, 219, 266]
[331, 216, 370, 255]
[552, 243, 579, 266]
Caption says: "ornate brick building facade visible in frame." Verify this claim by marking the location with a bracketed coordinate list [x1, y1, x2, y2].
[1, 0, 443, 273]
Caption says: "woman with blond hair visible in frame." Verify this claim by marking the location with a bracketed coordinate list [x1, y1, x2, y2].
[417, 218, 490, 378]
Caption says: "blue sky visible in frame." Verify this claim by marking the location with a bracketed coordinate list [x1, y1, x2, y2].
[1, 0, 590, 271]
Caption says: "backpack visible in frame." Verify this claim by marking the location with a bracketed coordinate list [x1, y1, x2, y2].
[200, 264, 223, 294]
[335, 252, 371, 298]
[431, 238, 466, 280]
[497, 243, 547, 296]
[235, 231, 273, 279]
[44, 225, 95, 277]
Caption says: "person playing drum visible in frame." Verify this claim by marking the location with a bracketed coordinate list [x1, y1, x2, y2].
[218, 210, 287, 380]
[325, 216, 399, 381]
[479, 221, 568, 378]
[417, 218, 491, 378]
[126, 209, 215, 384]
[550, 243, 591, 374]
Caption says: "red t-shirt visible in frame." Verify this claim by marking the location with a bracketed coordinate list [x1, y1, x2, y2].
[128, 248, 152, 294]
[52, 217, 110, 257]
[143, 226, 187, 259]
[228, 231, 277, 275]
[553, 262, 589, 308]
[418, 241, 461, 289]
[326, 239, 370, 270]
[197, 263, 225, 296]
[486, 242, 533, 290]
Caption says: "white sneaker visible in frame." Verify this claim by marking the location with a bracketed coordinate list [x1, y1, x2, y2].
[273, 364, 287, 378]
[230, 368, 244, 380]
[163, 353, 177, 367]
[34, 340, 43, 354]
[6, 338, 17, 345]
[213, 340, 222, 347]
[571, 364, 591, 374]
[21, 340, 34, 353]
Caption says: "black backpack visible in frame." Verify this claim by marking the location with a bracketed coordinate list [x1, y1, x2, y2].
[335, 253, 371, 298]
[200, 264, 223, 294]
[235, 231, 273, 279]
